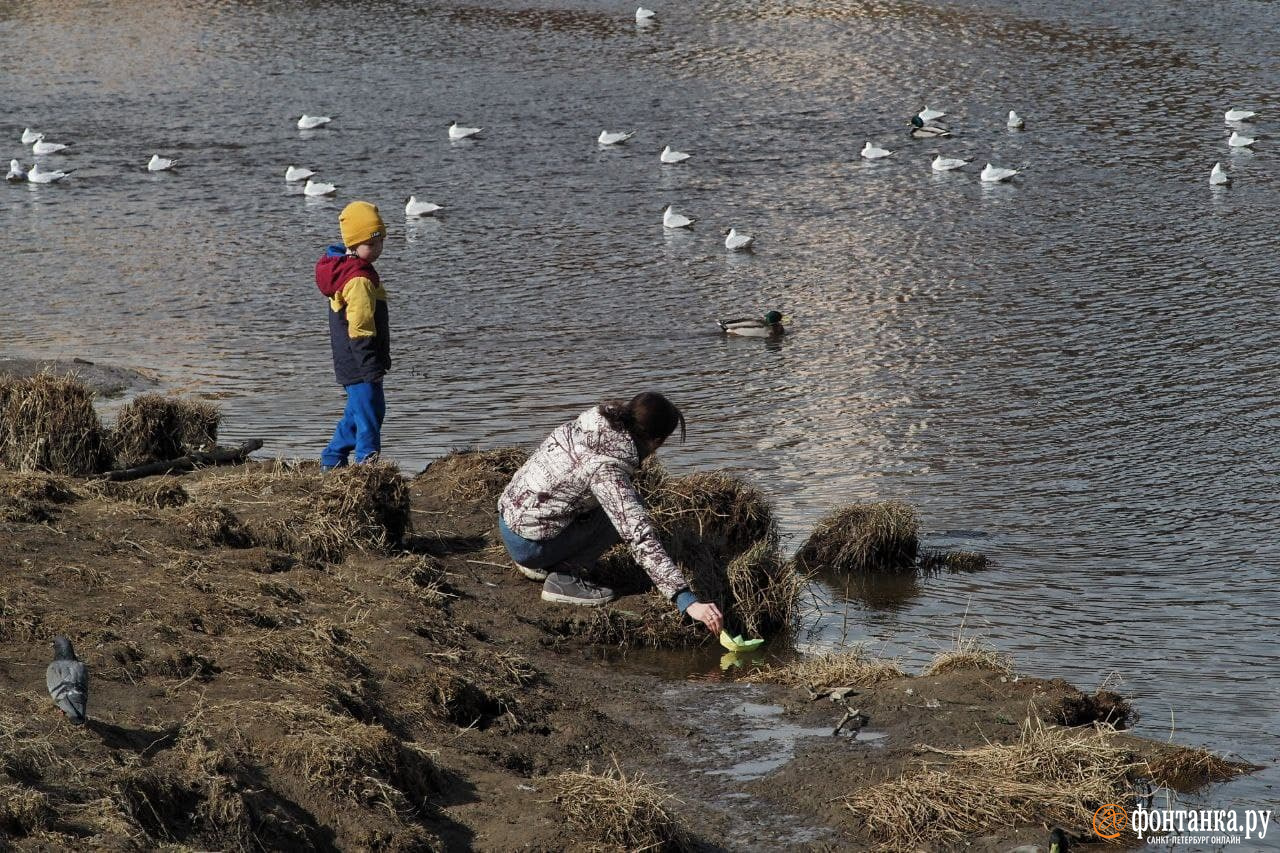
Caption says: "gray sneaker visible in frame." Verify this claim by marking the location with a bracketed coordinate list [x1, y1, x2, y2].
[515, 563, 549, 582]
[541, 572, 615, 607]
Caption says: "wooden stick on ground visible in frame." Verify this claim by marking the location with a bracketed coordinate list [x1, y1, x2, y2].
[98, 439, 264, 482]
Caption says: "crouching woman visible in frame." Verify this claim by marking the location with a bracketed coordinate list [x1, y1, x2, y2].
[497, 392, 723, 635]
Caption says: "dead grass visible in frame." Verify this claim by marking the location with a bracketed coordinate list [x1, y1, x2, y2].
[792, 501, 919, 574]
[110, 393, 221, 467]
[0, 471, 81, 523]
[421, 448, 529, 503]
[549, 759, 694, 852]
[1145, 745, 1256, 791]
[89, 478, 190, 509]
[920, 549, 988, 572]
[924, 635, 1015, 677]
[844, 717, 1140, 849]
[1050, 689, 1136, 730]
[0, 782, 54, 836]
[0, 372, 111, 475]
[746, 647, 908, 690]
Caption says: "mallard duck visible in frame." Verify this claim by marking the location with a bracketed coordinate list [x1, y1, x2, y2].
[718, 311, 784, 337]
[910, 115, 951, 138]
[1006, 828, 1069, 853]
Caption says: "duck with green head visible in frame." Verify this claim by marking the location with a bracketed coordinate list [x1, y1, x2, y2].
[717, 310, 785, 337]
[1007, 828, 1069, 853]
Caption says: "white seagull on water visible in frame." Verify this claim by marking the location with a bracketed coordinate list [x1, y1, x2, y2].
[27, 163, 74, 183]
[1224, 109, 1256, 124]
[7, 160, 24, 181]
[931, 154, 968, 172]
[405, 195, 442, 216]
[660, 145, 690, 163]
[1210, 162, 1230, 185]
[598, 130, 635, 146]
[21, 128, 43, 144]
[147, 154, 177, 172]
[1228, 131, 1256, 148]
[724, 228, 754, 251]
[284, 165, 315, 182]
[662, 204, 694, 228]
[32, 139, 69, 155]
[861, 141, 893, 159]
[296, 114, 333, 130]
[303, 178, 336, 196]
[1007, 110, 1025, 129]
[916, 106, 947, 124]
[448, 122, 483, 140]
[980, 163, 1018, 182]
[636, 7, 655, 22]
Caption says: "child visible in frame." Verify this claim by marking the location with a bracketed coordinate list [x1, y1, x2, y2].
[316, 201, 390, 469]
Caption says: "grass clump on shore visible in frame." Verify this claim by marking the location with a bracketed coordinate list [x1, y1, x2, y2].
[924, 634, 1015, 677]
[747, 647, 908, 691]
[0, 372, 111, 476]
[420, 448, 530, 503]
[549, 760, 694, 852]
[1145, 745, 1256, 791]
[844, 717, 1140, 849]
[110, 393, 220, 467]
[792, 500, 919, 574]
[920, 549, 988, 572]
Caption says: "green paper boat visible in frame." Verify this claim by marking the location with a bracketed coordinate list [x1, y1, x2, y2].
[719, 630, 765, 652]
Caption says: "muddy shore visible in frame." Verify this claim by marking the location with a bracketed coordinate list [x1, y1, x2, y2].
[0, 453, 1254, 851]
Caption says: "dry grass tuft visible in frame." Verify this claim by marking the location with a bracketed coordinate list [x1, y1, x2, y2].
[1145, 745, 1255, 792]
[110, 393, 221, 467]
[0, 471, 80, 523]
[920, 549, 988, 572]
[747, 647, 908, 690]
[89, 478, 190, 509]
[422, 447, 529, 503]
[844, 717, 1140, 849]
[0, 372, 111, 475]
[924, 635, 1014, 677]
[0, 782, 55, 836]
[177, 503, 256, 548]
[549, 759, 694, 852]
[792, 501, 920, 574]
[1051, 689, 1136, 730]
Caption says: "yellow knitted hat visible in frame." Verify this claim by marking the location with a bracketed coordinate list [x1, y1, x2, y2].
[339, 201, 385, 248]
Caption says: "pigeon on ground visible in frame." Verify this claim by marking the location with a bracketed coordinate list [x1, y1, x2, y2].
[47, 636, 88, 724]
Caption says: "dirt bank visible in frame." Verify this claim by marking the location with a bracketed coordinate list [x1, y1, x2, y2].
[0, 458, 1254, 851]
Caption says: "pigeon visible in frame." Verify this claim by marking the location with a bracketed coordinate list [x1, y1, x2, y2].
[980, 163, 1018, 182]
[636, 6, 656, 21]
[32, 139, 69, 155]
[147, 154, 177, 172]
[47, 636, 88, 724]
[1007, 110, 1025, 129]
[21, 128, 43, 144]
[598, 130, 635, 146]
[27, 163, 74, 183]
[662, 204, 694, 228]
[724, 228, 754, 251]
[931, 155, 968, 172]
[1224, 109, 1256, 124]
[1228, 131, 1256, 148]
[916, 106, 947, 124]
[861, 141, 893, 159]
[296, 114, 333, 130]
[660, 145, 690, 163]
[284, 165, 315, 182]
[6, 160, 24, 182]
[405, 195, 442, 216]
[1210, 162, 1230, 185]
[303, 178, 336, 196]
[448, 122, 482, 140]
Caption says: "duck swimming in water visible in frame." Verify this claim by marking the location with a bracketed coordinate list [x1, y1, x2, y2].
[910, 115, 951, 138]
[718, 311, 785, 337]
[1006, 828, 1069, 853]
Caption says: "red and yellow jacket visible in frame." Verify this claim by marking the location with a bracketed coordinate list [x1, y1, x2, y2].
[315, 246, 390, 386]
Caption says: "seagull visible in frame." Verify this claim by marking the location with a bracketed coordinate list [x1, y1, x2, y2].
[6, 160, 24, 182]
[1007, 110, 1025, 129]
[47, 636, 88, 724]
[296, 114, 333, 130]
[660, 145, 690, 163]
[147, 154, 177, 172]
[21, 128, 44, 145]
[448, 121, 482, 140]
[861, 141, 893, 159]
[32, 139, 69, 155]
[724, 228, 754, 251]
[931, 154, 968, 172]
[980, 163, 1018, 182]
[662, 204, 693, 228]
[27, 163, 74, 183]
[598, 130, 635, 146]
[1228, 131, 1256, 148]
[284, 165, 315, 182]
[1210, 162, 1230, 185]
[636, 7, 655, 21]
[1224, 109, 1256, 124]
[405, 195, 442, 216]
[910, 116, 951, 138]
[303, 178, 336, 196]
[916, 106, 947, 124]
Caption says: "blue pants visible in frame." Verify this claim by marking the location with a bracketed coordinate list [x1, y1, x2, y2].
[321, 382, 385, 468]
[498, 507, 621, 571]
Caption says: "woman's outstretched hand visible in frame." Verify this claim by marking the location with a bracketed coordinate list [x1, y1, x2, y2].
[686, 601, 723, 634]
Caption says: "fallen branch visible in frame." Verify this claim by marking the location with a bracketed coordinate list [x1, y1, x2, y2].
[98, 439, 264, 482]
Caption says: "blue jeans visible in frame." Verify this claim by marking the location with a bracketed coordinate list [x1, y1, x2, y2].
[498, 507, 621, 571]
[321, 381, 385, 468]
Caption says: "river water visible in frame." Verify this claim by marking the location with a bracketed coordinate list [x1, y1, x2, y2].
[4, 0, 1277, 840]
